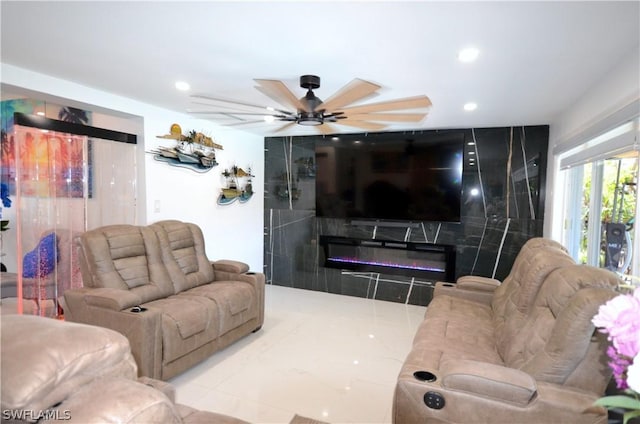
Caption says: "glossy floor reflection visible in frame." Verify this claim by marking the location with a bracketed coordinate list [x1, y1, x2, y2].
[169, 284, 427, 423]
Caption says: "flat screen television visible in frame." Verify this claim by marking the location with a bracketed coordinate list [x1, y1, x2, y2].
[315, 130, 464, 223]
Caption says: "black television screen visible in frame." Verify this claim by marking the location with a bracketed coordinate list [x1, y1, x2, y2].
[315, 131, 464, 223]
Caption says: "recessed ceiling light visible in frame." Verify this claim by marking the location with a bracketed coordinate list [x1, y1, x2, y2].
[175, 81, 190, 91]
[263, 115, 275, 123]
[464, 102, 478, 111]
[458, 47, 479, 63]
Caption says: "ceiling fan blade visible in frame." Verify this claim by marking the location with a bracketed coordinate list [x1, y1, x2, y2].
[191, 94, 272, 111]
[336, 120, 387, 131]
[224, 120, 271, 127]
[338, 95, 432, 115]
[188, 111, 279, 116]
[255, 79, 310, 112]
[315, 79, 381, 113]
[345, 112, 427, 122]
[190, 100, 292, 117]
[271, 122, 298, 133]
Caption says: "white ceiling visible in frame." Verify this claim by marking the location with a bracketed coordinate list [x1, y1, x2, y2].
[1, 1, 639, 136]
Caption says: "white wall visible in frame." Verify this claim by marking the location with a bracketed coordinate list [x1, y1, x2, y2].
[545, 45, 640, 240]
[1, 63, 265, 271]
[144, 116, 264, 270]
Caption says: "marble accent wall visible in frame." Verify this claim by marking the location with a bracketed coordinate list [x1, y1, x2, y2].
[264, 126, 548, 306]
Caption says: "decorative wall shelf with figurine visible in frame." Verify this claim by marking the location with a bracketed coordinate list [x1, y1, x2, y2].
[150, 124, 223, 173]
[218, 166, 254, 205]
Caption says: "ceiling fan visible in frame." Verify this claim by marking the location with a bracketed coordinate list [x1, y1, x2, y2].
[189, 75, 432, 134]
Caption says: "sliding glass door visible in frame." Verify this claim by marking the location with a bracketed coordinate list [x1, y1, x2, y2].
[562, 156, 638, 276]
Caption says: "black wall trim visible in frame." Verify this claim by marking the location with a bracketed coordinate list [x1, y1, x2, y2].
[13, 112, 137, 144]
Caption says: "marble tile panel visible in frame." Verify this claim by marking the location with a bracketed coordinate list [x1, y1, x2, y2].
[264, 126, 549, 305]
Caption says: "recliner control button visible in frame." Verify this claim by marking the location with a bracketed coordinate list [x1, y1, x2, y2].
[424, 391, 445, 409]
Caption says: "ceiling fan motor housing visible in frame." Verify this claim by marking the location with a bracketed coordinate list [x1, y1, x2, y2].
[298, 74, 324, 124]
[300, 75, 320, 90]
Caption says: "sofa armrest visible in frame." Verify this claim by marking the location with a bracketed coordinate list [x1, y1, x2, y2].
[82, 288, 143, 311]
[211, 259, 249, 274]
[64, 289, 164, 379]
[440, 360, 536, 406]
[212, 270, 266, 330]
[433, 276, 499, 304]
[45, 377, 181, 423]
[456, 276, 501, 291]
[394, 365, 606, 423]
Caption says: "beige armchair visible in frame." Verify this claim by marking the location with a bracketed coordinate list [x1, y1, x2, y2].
[0, 314, 251, 424]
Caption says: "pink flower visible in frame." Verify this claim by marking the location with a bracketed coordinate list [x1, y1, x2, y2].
[608, 345, 631, 389]
[609, 307, 640, 358]
[592, 290, 640, 335]
[593, 288, 640, 390]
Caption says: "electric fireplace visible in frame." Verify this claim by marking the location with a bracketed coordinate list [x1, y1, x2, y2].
[320, 236, 456, 281]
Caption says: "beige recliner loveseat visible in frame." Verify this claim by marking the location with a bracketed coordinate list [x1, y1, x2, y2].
[393, 238, 621, 423]
[64, 220, 265, 380]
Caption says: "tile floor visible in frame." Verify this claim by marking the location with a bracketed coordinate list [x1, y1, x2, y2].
[169, 284, 427, 424]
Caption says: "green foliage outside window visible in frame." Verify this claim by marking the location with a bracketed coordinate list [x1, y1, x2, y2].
[579, 157, 638, 267]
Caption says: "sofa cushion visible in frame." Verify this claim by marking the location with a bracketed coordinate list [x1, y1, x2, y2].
[78, 225, 175, 303]
[144, 296, 211, 339]
[503, 265, 618, 392]
[182, 281, 257, 335]
[151, 220, 216, 293]
[492, 246, 575, 360]
[143, 295, 221, 363]
[412, 316, 496, 353]
[402, 343, 503, 375]
[424, 293, 493, 322]
[1, 315, 137, 414]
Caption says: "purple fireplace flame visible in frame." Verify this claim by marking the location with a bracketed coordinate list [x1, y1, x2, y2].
[327, 256, 444, 273]
[320, 236, 456, 281]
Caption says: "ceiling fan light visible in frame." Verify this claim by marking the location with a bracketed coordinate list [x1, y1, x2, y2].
[297, 111, 324, 126]
[298, 117, 323, 126]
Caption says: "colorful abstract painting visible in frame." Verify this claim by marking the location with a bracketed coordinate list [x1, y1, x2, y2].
[1, 99, 92, 197]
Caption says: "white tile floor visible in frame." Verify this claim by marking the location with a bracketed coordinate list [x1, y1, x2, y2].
[169, 284, 427, 424]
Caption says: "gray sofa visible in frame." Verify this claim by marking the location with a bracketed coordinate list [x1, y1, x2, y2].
[64, 220, 265, 380]
[393, 238, 621, 423]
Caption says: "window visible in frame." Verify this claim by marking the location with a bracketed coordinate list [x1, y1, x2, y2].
[558, 118, 639, 284]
